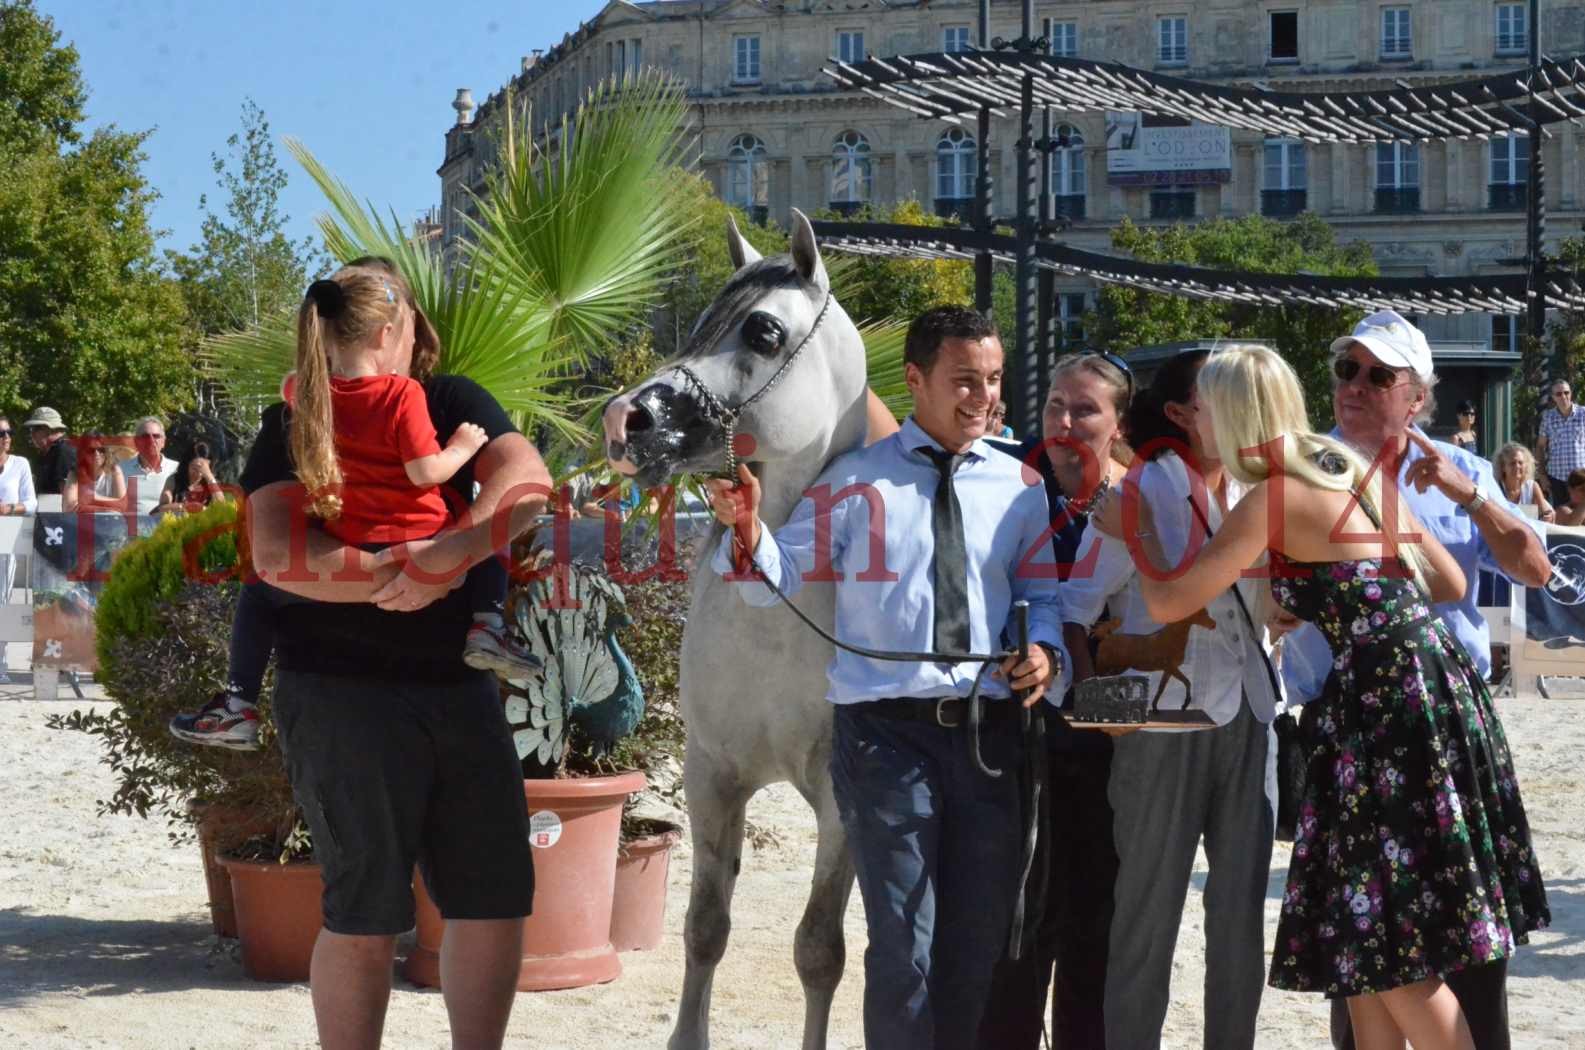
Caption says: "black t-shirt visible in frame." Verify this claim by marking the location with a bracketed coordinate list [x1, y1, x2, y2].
[35, 439, 76, 495]
[241, 374, 518, 682]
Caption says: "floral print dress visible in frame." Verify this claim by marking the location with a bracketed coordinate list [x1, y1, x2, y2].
[1268, 551, 1549, 998]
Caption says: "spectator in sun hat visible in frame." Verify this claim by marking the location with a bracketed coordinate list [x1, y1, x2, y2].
[24, 406, 75, 496]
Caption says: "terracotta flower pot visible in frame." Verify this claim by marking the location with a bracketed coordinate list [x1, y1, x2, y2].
[403, 770, 646, 992]
[187, 800, 279, 938]
[219, 855, 324, 982]
[610, 820, 682, 952]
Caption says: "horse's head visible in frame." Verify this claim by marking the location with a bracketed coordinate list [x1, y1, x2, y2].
[603, 209, 862, 486]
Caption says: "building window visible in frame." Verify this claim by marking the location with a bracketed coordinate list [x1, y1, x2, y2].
[935, 127, 976, 217]
[1058, 293, 1087, 348]
[606, 42, 614, 78]
[629, 39, 642, 75]
[1150, 186, 1196, 220]
[1381, 7, 1412, 59]
[1269, 11, 1299, 61]
[726, 133, 769, 224]
[943, 25, 972, 53]
[1052, 124, 1086, 218]
[1496, 2, 1528, 54]
[1158, 16, 1188, 65]
[615, 40, 626, 79]
[1491, 314, 1520, 354]
[836, 29, 864, 64]
[830, 130, 872, 214]
[1375, 142, 1420, 212]
[1043, 18, 1078, 58]
[733, 35, 761, 83]
[1488, 134, 1530, 210]
[1262, 138, 1307, 216]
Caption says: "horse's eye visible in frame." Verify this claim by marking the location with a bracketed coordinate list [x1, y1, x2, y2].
[742, 311, 787, 356]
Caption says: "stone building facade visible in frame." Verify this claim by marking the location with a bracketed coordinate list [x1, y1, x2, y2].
[439, 0, 1585, 352]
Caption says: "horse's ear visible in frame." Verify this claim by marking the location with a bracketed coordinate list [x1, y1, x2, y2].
[789, 209, 828, 290]
[726, 214, 762, 270]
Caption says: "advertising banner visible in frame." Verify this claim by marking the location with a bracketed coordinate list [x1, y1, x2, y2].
[1105, 111, 1231, 186]
[31, 512, 157, 672]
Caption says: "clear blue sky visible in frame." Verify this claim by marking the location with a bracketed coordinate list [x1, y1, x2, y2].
[37, 0, 613, 257]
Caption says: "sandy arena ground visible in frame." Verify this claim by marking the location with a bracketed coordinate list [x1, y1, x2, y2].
[2, 681, 1581, 1050]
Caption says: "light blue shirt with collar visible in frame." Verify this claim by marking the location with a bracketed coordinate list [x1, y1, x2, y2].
[1282, 427, 1547, 703]
[711, 416, 1070, 705]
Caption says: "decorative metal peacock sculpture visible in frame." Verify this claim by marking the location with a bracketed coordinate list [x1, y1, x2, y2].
[502, 563, 645, 767]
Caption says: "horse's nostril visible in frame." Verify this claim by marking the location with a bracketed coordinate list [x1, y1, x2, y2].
[626, 405, 653, 434]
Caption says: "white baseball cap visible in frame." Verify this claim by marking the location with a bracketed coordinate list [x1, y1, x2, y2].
[1329, 309, 1433, 378]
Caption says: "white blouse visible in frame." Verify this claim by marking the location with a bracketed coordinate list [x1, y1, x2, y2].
[0, 454, 36, 513]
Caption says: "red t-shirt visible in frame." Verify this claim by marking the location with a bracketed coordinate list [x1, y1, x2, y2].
[310, 374, 454, 544]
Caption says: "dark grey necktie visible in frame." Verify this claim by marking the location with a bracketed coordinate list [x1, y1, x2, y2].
[920, 446, 971, 654]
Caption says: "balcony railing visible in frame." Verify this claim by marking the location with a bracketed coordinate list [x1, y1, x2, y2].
[1488, 183, 1528, 212]
[1261, 189, 1307, 218]
[1374, 187, 1420, 214]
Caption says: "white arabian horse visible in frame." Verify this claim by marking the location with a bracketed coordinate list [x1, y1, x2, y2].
[603, 211, 863, 1050]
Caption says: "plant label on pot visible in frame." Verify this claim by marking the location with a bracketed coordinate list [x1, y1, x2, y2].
[529, 810, 563, 848]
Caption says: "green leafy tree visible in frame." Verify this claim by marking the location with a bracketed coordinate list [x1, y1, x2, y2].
[1089, 213, 1378, 425]
[0, 0, 192, 432]
[167, 99, 322, 338]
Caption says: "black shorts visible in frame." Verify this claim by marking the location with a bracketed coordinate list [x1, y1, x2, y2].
[273, 668, 535, 935]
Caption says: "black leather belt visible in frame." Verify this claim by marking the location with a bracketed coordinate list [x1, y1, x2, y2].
[864, 696, 1024, 729]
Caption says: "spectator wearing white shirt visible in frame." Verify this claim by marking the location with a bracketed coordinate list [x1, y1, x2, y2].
[0, 415, 37, 683]
[1062, 348, 1281, 1050]
[120, 416, 179, 516]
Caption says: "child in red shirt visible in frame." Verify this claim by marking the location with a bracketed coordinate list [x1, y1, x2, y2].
[170, 265, 538, 750]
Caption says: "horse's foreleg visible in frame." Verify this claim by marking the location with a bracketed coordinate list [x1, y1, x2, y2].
[669, 752, 751, 1050]
[792, 781, 855, 1050]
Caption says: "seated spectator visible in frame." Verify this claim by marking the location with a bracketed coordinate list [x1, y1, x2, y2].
[23, 406, 74, 496]
[1451, 400, 1479, 452]
[1494, 440, 1554, 522]
[1553, 469, 1585, 526]
[62, 434, 131, 514]
[161, 443, 228, 513]
[121, 416, 179, 516]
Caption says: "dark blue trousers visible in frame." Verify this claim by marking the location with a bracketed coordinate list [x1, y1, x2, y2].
[831, 702, 1025, 1050]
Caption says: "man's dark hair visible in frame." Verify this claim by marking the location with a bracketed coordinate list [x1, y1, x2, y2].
[904, 306, 999, 373]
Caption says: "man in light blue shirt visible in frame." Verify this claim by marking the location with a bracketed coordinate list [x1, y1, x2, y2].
[708, 306, 1065, 1050]
[1282, 311, 1550, 1050]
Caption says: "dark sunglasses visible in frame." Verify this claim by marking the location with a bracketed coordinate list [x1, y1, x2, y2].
[1333, 357, 1406, 391]
[0, 429, 11, 437]
[135, 432, 164, 441]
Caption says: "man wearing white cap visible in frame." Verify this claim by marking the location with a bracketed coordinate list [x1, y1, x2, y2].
[1281, 309, 1551, 1050]
[23, 406, 75, 496]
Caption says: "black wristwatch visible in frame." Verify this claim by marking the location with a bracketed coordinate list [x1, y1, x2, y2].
[1035, 641, 1063, 678]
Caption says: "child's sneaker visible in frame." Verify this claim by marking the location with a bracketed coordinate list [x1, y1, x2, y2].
[169, 691, 261, 751]
[463, 622, 545, 681]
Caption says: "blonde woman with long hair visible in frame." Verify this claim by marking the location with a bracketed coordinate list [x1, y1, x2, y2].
[1096, 345, 1549, 1050]
[1491, 441, 1554, 522]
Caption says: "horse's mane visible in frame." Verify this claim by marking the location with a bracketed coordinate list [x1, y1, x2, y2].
[679, 257, 822, 362]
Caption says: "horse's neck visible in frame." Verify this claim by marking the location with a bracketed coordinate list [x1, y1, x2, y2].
[754, 398, 869, 528]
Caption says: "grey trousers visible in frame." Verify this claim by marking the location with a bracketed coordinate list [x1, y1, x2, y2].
[1103, 702, 1275, 1050]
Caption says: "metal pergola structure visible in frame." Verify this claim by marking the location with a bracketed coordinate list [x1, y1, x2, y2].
[809, 0, 1582, 427]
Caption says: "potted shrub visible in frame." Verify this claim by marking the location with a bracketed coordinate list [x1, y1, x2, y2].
[49, 502, 318, 973]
